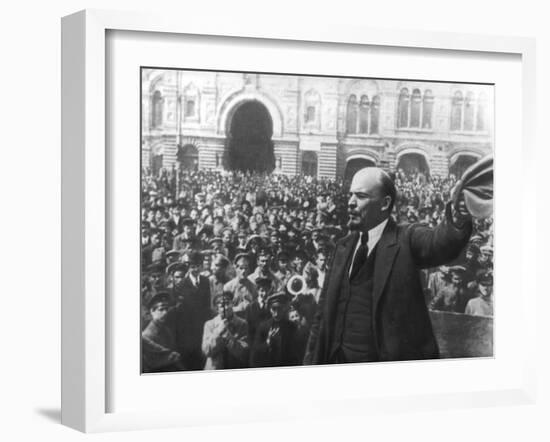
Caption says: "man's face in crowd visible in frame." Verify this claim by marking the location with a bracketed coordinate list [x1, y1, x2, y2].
[150, 272, 162, 288]
[478, 252, 489, 265]
[180, 208, 188, 218]
[213, 260, 226, 278]
[288, 309, 301, 324]
[217, 298, 233, 319]
[173, 270, 185, 287]
[293, 256, 304, 272]
[235, 258, 250, 280]
[150, 302, 169, 323]
[451, 273, 461, 286]
[270, 302, 287, 322]
[316, 253, 327, 271]
[183, 224, 193, 236]
[189, 262, 201, 278]
[151, 234, 161, 246]
[257, 285, 269, 302]
[222, 230, 232, 244]
[190, 209, 199, 221]
[258, 255, 269, 271]
[348, 168, 391, 231]
[479, 281, 493, 298]
[277, 257, 289, 271]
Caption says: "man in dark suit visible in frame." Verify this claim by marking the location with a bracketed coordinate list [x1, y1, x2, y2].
[171, 250, 212, 370]
[251, 292, 301, 368]
[304, 167, 472, 365]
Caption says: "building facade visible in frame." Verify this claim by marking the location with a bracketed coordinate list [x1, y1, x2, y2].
[142, 69, 493, 180]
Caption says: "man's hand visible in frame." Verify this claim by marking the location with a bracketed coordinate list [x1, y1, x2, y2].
[216, 318, 229, 335]
[168, 351, 180, 363]
[452, 191, 471, 225]
[266, 326, 280, 346]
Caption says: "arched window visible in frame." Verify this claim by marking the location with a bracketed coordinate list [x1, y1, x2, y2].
[301, 151, 318, 177]
[151, 90, 163, 128]
[397, 88, 409, 128]
[463, 91, 475, 131]
[184, 99, 195, 117]
[304, 89, 321, 129]
[346, 94, 358, 134]
[476, 92, 487, 131]
[451, 91, 463, 131]
[370, 95, 380, 134]
[410, 89, 422, 128]
[422, 90, 434, 129]
[183, 83, 200, 121]
[305, 106, 316, 123]
[358, 95, 369, 134]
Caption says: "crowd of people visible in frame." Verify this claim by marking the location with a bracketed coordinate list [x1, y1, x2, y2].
[140, 165, 494, 373]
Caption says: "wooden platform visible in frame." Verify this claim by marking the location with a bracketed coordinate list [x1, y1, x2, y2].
[429, 310, 493, 358]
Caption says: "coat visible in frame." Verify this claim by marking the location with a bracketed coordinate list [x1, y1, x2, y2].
[141, 320, 183, 372]
[304, 204, 472, 364]
[172, 274, 212, 369]
[201, 314, 249, 370]
[251, 318, 301, 367]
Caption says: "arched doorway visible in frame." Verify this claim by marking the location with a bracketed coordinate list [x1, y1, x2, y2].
[449, 154, 479, 178]
[301, 151, 318, 177]
[224, 101, 275, 173]
[177, 144, 199, 171]
[396, 153, 430, 177]
[344, 157, 376, 182]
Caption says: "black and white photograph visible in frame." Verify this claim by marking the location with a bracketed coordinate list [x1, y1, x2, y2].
[140, 68, 494, 373]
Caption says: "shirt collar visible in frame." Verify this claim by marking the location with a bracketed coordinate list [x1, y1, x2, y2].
[362, 218, 389, 254]
[188, 273, 199, 286]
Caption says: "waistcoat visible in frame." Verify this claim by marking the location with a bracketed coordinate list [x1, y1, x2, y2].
[331, 244, 378, 363]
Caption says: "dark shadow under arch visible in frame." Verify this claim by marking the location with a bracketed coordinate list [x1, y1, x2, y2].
[224, 101, 275, 173]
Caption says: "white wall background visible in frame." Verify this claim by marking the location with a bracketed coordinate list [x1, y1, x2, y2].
[0, 0, 547, 440]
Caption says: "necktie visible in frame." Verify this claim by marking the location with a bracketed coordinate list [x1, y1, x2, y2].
[350, 233, 368, 281]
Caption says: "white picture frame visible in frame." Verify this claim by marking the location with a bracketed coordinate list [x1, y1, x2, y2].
[61, 9, 537, 433]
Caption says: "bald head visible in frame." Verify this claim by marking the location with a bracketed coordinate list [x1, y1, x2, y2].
[348, 167, 395, 231]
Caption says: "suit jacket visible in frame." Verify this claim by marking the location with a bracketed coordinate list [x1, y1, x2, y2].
[304, 203, 472, 364]
[251, 318, 301, 367]
[172, 274, 212, 358]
